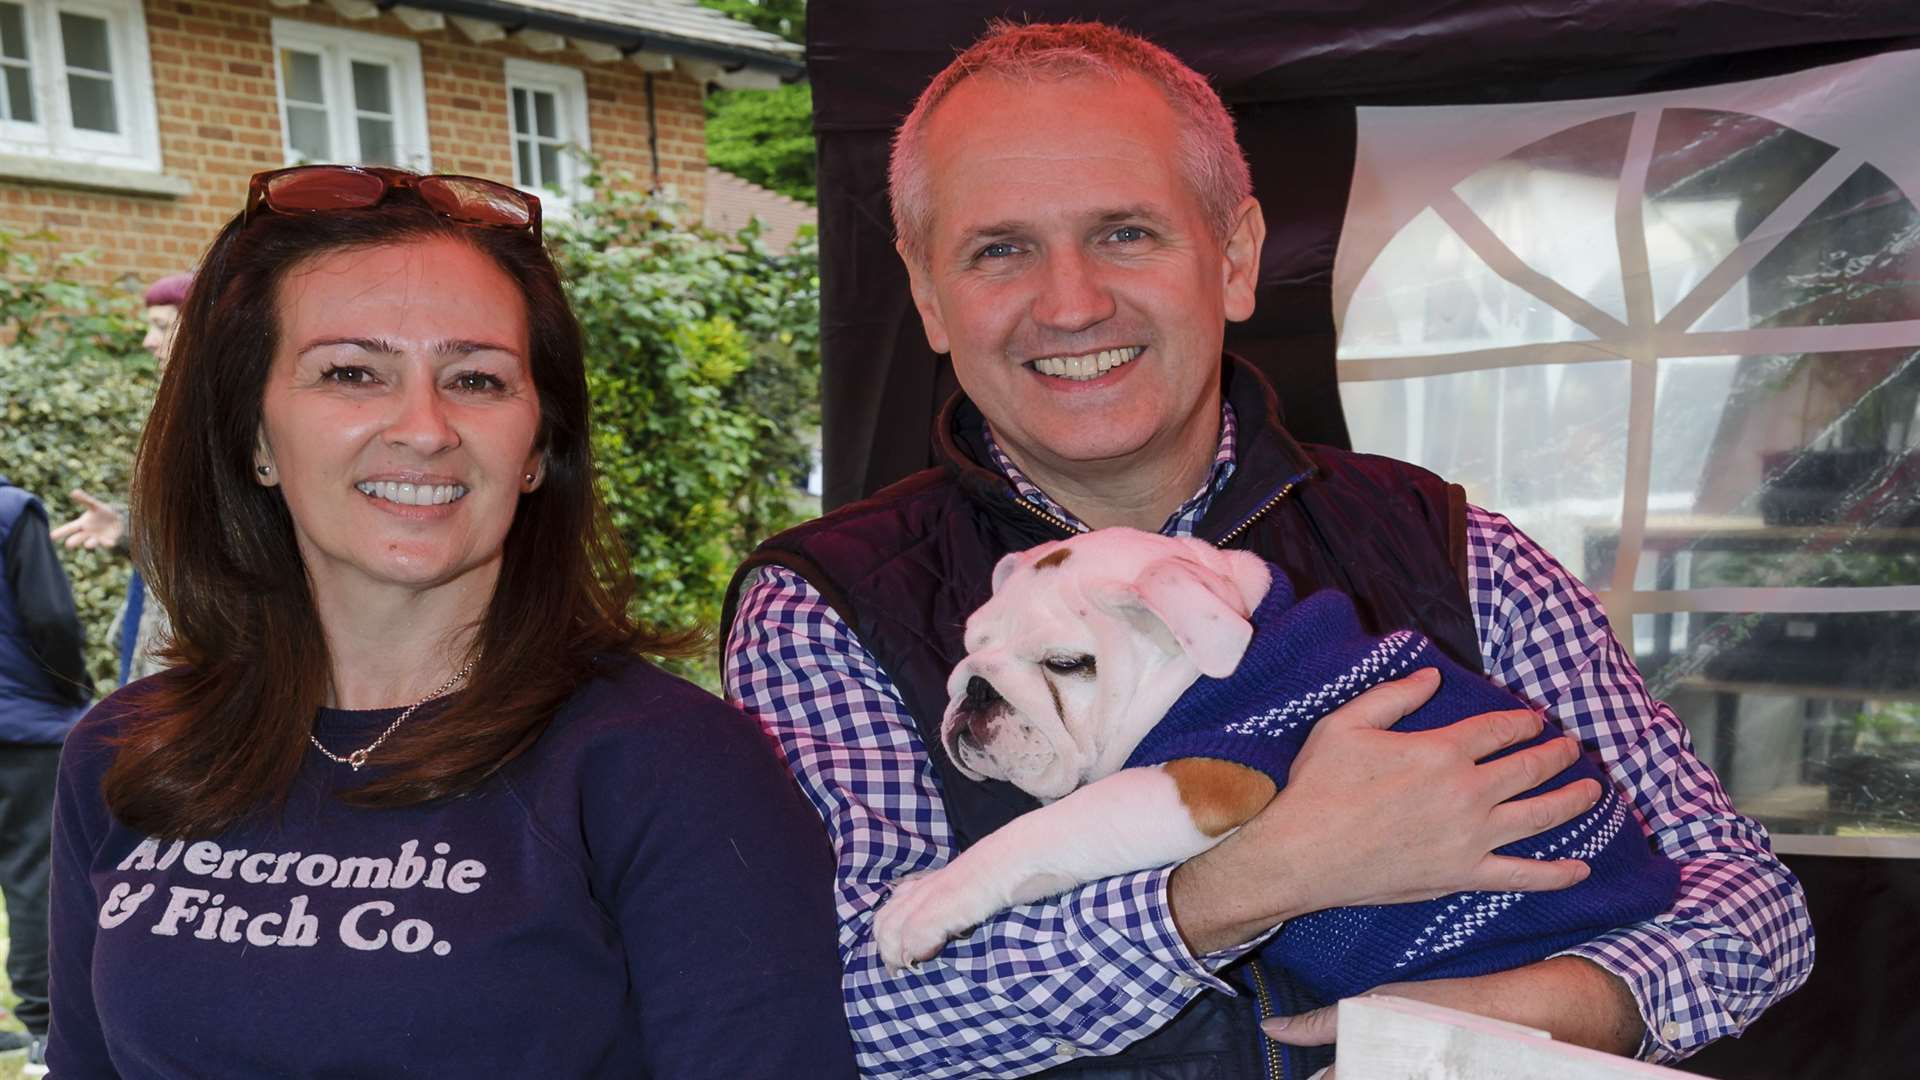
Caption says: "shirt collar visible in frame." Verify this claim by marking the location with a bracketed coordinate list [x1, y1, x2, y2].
[981, 402, 1238, 538]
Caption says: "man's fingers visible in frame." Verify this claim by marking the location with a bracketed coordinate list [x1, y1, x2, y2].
[1473, 852, 1591, 893]
[1448, 707, 1546, 761]
[1324, 668, 1440, 732]
[1487, 777, 1601, 848]
[70, 488, 106, 511]
[1478, 732, 1581, 802]
[1261, 1003, 1338, 1046]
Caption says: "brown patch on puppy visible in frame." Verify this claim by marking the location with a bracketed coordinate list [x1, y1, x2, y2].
[1046, 678, 1065, 724]
[1033, 549, 1072, 570]
[1162, 758, 1277, 837]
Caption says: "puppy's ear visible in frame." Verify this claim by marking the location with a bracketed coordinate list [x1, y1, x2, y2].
[1099, 557, 1258, 678]
[990, 551, 1025, 593]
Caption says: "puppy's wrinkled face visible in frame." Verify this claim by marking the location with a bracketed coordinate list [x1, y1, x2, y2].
[941, 530, 1269, 800]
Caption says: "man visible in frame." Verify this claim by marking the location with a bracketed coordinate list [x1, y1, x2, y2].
[0, 477, 92, 1075]
[51, 271, 191, 683]
[724, 21, 1812, 1079]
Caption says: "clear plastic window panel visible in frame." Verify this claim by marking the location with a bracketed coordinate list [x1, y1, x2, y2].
[1337, 53, 1920, 841]
[0, 2, 34, 124]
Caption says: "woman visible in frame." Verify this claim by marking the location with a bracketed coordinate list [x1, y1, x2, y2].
[46, 166, 856, 1078]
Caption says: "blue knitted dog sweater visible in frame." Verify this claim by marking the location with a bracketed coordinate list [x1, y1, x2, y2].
[1125, 570, 1680, 1003]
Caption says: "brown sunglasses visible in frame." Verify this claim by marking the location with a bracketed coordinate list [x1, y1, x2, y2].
[243, 165, 541, 233]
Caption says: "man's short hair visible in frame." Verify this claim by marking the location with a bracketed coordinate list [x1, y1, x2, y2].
[143, 272, 193, 307]
[888, 20, 1252, 264]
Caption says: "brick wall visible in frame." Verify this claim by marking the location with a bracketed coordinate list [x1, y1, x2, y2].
[0, 0, 709, 288]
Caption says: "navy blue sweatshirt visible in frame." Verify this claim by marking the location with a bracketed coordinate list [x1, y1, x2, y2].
[47, 660, 856, 1078]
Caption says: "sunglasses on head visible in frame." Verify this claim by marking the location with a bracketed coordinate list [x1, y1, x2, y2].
[243, 165, 541, 233]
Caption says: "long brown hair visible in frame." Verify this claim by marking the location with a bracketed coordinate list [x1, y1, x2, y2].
[110, 182, 675, 839]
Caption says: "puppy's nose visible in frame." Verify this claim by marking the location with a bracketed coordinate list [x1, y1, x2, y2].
[964, 675, 1000, 710]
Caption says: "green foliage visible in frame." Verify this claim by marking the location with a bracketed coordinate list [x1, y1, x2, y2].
[700, 0, 812, 204]
[705, 81, 817, 204]
[0, 229, 150, 693]
[699, 0, 805, 44]
[553, 173, 820, 681]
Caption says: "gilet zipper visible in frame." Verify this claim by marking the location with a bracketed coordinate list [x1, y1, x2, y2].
[1213, 477, 1303, 548]
[1244, 960, 1287, 1080]
[1007, 475, 1302, 546]
[1009, 496, 1085, 537]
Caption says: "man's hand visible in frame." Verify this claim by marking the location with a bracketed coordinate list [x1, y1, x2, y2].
[1168, 668, 1600, 954]
[50, 489, 124, 550]
[1260, 955, 1646, 1057]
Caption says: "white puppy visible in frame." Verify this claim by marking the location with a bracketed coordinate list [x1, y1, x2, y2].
[874, 528, 1281, 971]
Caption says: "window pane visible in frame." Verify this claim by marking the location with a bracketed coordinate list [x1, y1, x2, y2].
[515, 139, 533, 188]
[533, 90, 556, 139]
[538, 144, 559, 189]
[357, 116, 396, 164]
[1343, 361, 1631, 583]
[511, 87, 528, 136]
[3, 65, 32, 123]
[286, 103, 329, 161]
[66, 72, 116, 132]
[1452, 113, 1633, 324]
[351, 60, 390, 116]
[1693, 163, 1920, 333]
[1644, 108, 1838, 324]
[0, 3, 28, 61]
[1641, 614, 1920, 837]
[280, 49, 324, 105]
[58, 12, 111, 73]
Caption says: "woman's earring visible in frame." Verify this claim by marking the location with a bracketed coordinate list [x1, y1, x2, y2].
[256, 464, 272, 477]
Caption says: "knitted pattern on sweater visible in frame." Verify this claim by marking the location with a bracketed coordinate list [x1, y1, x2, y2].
[1125, 571, 1680, 1002]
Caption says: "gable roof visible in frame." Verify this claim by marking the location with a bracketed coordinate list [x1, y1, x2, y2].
[411, 0, 804, 76]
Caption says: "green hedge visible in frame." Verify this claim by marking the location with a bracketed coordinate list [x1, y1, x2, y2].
[0, 229, 152, 692]
[2, 185, 820, 693]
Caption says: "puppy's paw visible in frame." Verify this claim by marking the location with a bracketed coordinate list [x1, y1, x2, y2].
[874, 869, 974, 973]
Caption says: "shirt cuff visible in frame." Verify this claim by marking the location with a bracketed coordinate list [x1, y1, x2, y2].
[1079, 865, 1280, 997]
[1554, 924, 1698, 1064]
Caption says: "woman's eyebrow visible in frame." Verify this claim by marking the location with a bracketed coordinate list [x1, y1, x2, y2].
[295, 337, 522, 359]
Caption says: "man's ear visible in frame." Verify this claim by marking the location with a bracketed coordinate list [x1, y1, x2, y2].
[1221, 195, 1266, 325]
[1096, 557, 1255, 679]
[898, 241, 951, 354]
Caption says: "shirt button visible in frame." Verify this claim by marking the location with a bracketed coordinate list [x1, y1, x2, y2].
[1175, 975, 1199, 990]
[1660, 1020, 1683, 1042]
[1054, 1041, 1075, 1057]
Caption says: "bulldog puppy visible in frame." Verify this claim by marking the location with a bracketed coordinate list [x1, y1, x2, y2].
[873, 529, 1280, 970]
[872, 528, 1678, 985]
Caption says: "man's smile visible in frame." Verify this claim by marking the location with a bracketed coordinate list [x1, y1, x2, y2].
[1027, 345, 1145, 381]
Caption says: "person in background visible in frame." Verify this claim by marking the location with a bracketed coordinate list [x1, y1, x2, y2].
[46, 166, 855, 1078]
[52, 271, 193, 684]
[0, 476, 92, 1077]
[723, 20, 1812, 1079]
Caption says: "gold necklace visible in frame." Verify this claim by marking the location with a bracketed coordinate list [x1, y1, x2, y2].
[309, 658, 476, 771]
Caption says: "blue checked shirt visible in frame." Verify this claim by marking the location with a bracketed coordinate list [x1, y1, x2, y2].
[724, 405, 1814, 1078]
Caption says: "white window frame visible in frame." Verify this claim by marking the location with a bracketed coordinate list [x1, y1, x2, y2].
[0, 0, 161, 172]
[271, 18, 429, 170]
[503, 57, 589, 210]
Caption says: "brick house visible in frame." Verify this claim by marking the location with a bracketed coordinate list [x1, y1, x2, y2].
[0, 0, 800, 284]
